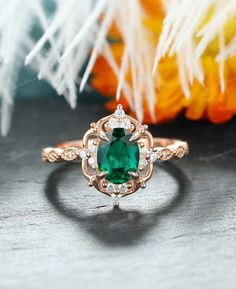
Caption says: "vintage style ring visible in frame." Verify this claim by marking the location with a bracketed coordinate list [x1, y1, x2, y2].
[42, 105, 189, 206]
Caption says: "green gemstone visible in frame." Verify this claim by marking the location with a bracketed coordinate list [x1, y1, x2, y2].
[97, 128, 139, 184]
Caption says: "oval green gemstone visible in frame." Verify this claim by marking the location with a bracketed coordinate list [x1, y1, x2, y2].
[97, 128, 140, 184]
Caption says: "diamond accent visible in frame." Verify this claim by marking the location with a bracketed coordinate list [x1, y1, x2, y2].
[157, 148, 173, 160]
[79, 149, 87, 160]
[108, 118, 118, 129]
[139, 146, 149, 156]
[138, 146, 149, 167]
[105, 183, 129, 195]
[119, 184, 128, 193]
[114, 107, 125, 118]
[108, 117, 131, 130]
[149, 152, 157, 162]
[122, 118, 131, 129]
[61, 147, 79, 161]
[89, 144, 97, 153]
[139, 159, 148, 167]
[106, 183, 116, 193]
[88, 157, 97, 167]
[47, 151, 60, 162]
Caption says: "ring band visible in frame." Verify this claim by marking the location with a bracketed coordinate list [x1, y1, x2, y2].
[42, 105, 189, 205]
[42, 138, 188, 163]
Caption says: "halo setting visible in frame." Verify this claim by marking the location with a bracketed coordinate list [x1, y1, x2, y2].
[81, 105, 154, 197]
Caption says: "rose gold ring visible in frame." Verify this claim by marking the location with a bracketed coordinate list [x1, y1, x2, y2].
[42, 105, 189, 207]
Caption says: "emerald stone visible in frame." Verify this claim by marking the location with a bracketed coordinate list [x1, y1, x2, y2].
[97, 128, 139, 184]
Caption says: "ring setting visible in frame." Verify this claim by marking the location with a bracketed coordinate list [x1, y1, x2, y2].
[42, 105, 189, 205]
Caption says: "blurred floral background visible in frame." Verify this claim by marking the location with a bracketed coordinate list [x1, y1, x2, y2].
[1, 0, 236, 136]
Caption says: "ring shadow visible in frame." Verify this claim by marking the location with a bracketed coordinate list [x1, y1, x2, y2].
[44, 162, 191, 247]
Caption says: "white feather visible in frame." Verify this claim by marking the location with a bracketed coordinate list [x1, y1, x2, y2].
[0, 0, 42, 136]
[25, 0, 156, 123]
[154, 0, 236, 96]
[1, 0, 236, 135]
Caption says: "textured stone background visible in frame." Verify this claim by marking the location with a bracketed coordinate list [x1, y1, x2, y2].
[0, 101, 236, 289]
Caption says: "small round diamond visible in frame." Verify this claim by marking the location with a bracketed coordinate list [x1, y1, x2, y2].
[149, 152, 157, 162]
[108, 118, 118, 129]
[161, 149, 173, 160]
[139, 159, 148, 167]
[119, 184, 128, 193]
[89, 144, 97, 153]
[106, 183, 116, 193]
[139, 146, 149, 156]
[88, 157, 97, 167]
[79, 149, 87, 160]
[122, 118, 131, 129]
[114, 108, 125, 118]
[61, 147, 79, 161]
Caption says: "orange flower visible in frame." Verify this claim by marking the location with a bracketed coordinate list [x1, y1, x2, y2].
[91, 1, 236, 124]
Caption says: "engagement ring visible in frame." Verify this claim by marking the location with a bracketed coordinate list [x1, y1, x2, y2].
[42, 105, 189, 206]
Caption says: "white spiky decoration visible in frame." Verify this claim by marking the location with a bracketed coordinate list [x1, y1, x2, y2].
[0, 0, 44, 136]
[153, 0, 236, 95]
[0, 0, 236, 135]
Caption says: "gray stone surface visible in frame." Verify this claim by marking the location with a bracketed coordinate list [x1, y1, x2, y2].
[0, 101, 236, 289]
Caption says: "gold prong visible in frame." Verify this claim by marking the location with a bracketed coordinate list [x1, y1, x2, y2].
[130, 124, 135, 131]
[98, 131, 109, 141]
[104, 122, 110, 131]
[88, 176, 96, 187]
[90, 122, 96, 128]
[140, 125, 148, 134]
[117, 104, 123, 109]
[139, 166, 144, 171]
[113, 202, 119, 208]
[129, 131, 141, 142]
[97, 171, 108, 179]
[140, 182, 146, 189]
[86, 152, 91, 158]
[143, 124, 148, 130]
[128, 172, 139, 179]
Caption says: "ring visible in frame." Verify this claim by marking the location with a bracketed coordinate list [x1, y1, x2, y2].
[42, 105, 189, 206]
